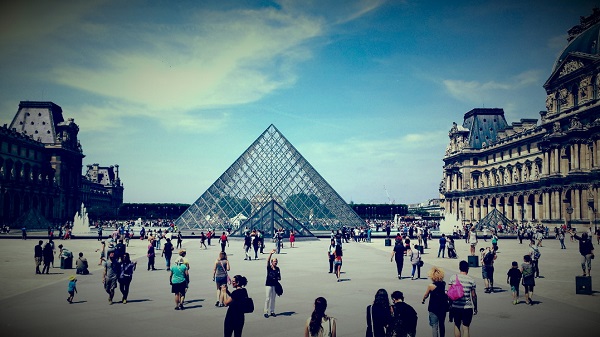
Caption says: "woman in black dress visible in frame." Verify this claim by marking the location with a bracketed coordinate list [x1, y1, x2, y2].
[224, 275, 249, 337]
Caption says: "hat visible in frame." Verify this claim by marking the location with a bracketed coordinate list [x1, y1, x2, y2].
[68, 275, 77, 281]
[178, 249, 186, 256]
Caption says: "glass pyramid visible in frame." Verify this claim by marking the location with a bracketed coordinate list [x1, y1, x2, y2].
[174, 124, 364, 236]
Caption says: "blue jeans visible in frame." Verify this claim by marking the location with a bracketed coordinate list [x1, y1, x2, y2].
[438, 246, 445, 258]
[429, 311, 446, 337]
[411, 264, 421, 278]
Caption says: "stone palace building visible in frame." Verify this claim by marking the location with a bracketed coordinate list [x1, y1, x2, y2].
[0, 101, 123, 227]
[440, 10, 600, 231]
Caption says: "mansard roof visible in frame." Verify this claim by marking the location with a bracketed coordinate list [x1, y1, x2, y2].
[462, 108, 508, 149]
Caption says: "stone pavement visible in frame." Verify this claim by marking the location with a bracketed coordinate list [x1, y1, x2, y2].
[0, 232, 598, 337]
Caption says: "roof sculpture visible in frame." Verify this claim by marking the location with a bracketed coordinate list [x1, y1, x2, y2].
[174, 124, 364, 236]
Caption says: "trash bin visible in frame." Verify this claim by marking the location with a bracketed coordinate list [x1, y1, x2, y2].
[384, 238, 392, 246]
[61, 256, 73, 269]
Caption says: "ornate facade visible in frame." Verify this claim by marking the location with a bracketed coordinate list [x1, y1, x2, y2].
[440, 11, 600, 230]
[0, 101, 123, 227]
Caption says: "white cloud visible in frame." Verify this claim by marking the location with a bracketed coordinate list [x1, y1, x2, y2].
[442, 70, 543, 103]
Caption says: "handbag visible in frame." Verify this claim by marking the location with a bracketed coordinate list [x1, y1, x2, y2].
[242, 296, 254, 313]
[275, 281, 283, 296]
[447, 274, 464, 301]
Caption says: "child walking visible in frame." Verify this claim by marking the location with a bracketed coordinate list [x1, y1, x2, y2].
[506, 261, 522, 304]
[67, 275, 77, 303]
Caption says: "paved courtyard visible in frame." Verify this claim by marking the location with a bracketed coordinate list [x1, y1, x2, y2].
[0, 232, 598, 336]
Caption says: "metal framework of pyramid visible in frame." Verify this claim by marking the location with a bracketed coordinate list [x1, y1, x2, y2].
[174, 124, 365, 236]
[475, 208, 514, 230]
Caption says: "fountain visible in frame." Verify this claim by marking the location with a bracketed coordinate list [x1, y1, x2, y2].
[72, 203, 92, 234]
[438, 211, 463, 235]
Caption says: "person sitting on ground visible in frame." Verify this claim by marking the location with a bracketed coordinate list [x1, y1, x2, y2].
[76, 252, 89, 275]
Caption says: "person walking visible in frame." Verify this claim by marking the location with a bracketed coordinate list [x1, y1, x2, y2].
[200, 232, 208, 250]
[67, 275, 77, 304]
[170, 258, 189, 310]
[252, 230, 260, 259]
[177, 250, 191, 304]
[328, 239, 336, 274]
[521, 254, 535, 305]
[243, 232, 252, 261]
[147, 239, 157, 271]
[481, 247, 496, 293]
[438, 234, 447, 258]
[34, 240, 43, 274]
[213, 251, 230, 307]
[390, 291, 418, 337]
[162, 238, 174, 272]
[507, 261, 522, 305]
[409, 244, 422, 280]
[448, 260, 477, 337]
[224, 275, 249, 337]
[333, 244, 343, 282]
[558, 231, 566, 249]
[390, 240, 405, 279]
[102, 249, 121, 304]
[422, 266, 448, 337]
[118, 252, 137, 304]
[264, 249, 281, 318]
[529, 239, 541, 278]
[176, 231, 183, 249]
[219, 232, 229, 252]
[42, 241, 53, 274]
[570, 230, 595, 276]
[304, 297, 336, 337]
[366, 288, 392, 337]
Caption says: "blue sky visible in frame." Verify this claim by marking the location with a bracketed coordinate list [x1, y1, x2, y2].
[0, 0, 595, 204]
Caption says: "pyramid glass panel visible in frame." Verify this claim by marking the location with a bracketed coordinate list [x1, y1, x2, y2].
[175, 125, 364, 235]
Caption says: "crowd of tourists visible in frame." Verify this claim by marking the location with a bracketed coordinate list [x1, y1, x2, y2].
[26, 218, 597, 337]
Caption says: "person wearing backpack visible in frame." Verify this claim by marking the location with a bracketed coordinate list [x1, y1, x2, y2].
[481, 247, 496, 293]
[224, 275, 249, 337]
[448, 260, 477, 337]
[529, 240, 541, 278]
[421, 266, 449, 337]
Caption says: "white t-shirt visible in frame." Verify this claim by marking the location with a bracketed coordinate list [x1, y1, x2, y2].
[306, 316, 335, 337]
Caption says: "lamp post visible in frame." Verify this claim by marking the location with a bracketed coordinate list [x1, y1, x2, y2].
[460, 206, 465, 229]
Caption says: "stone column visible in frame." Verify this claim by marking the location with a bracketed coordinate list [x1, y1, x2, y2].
[543, 191, 550, 220]
[573, 187, 581, 220]
[574, 143, 581, 171]
[543, 151, 550, 176]
[554, 148, 561, 174]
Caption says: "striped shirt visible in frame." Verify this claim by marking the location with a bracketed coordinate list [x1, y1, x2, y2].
[449, 273, 476, 309]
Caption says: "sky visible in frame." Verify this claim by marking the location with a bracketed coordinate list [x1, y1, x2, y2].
[0, 0, 597, 205]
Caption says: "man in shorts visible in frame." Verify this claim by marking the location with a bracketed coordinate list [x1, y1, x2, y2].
[448, 260, 478, 337]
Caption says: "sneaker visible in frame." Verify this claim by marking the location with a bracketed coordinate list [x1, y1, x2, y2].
[122, 300, 127, 304]
[179, 304, 184, 310]
[264, 314, 269, 318]
[513, 300, 517, 305]
[174, 306, 180, 310]
[215, 301, 220, 307]
[270, 312, 276, 317]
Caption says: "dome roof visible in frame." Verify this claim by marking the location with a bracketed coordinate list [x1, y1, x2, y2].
[553, 11, 600, 72]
